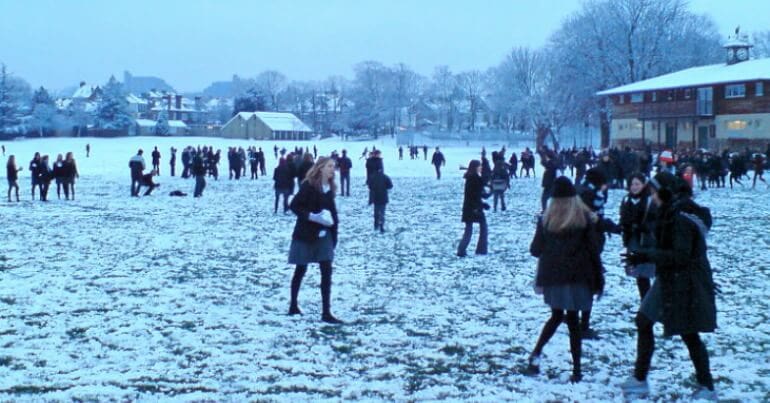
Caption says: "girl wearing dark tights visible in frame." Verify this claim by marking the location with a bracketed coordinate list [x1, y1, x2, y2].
[619, 173, 656, 300]
[526, 176, 604, 383]
[621, 172, 717, 400]
[287, 157, 343, 324]
[6, 155, 21, 202]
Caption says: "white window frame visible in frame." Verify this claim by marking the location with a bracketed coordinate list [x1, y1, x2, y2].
[631, 93, 643, 103]
[757, 82, 764, 96]
[725, 84, 746, 99]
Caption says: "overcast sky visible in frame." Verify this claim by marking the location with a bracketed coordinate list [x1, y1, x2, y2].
[1, 0, 769, 93]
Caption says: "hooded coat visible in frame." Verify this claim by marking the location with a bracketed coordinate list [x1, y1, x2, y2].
[642, 196, 717, 336]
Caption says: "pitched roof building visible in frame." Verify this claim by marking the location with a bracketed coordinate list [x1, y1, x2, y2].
[221, 111, 313, 140]
[597, 32, 770, 151]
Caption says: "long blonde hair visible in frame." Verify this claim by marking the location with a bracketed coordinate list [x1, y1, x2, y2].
[542, 196, 593, 233]
[303, 156, 337, 194]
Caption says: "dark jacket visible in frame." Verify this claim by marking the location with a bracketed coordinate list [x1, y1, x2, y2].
[337, 156, 352, 175]
[431, 151, 445, 166]
[619, 192, 657, 248]
[367, 170, 393, 205]
[365, 157, 383, 179]
[541, 157, 560, 189]
[6, 165, 19, 181]
[273, 164, 295, 193]
[290, 182, 339, 247]
[297, 160, 314, 181]
[642, 196, 717, 336]
[29, 159, 40, 181]
[52, 161, 67, 179]
[191, 154, 206, 176]
[530, 217, 604, 294]
[461, 174, 488, 223]
[129, 155, 145, 179]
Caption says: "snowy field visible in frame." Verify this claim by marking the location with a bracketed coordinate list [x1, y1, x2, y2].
[0, 136, 768, 402]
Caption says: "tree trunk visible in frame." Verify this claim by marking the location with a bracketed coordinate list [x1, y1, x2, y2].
[599, 110, 611, 148]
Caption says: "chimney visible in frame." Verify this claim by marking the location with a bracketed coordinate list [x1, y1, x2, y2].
[80, 81, 86, 88]
[175, 95, 182, 110]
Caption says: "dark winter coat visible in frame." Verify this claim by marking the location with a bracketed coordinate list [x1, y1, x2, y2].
[431, 151, 445, 167]
[365, 157, 383, 179]
[641, 196, 717, 336]
[541, 158, 560, 189]
[461, 174, 488, 223]
[29, 159, 40, 182]
[367, 170, 393, 205]
[619, 193, 657, 248]
[129, 155, 145, 179]
[530, 216, 604, 294]
[337, 156, 352, 175]
[52, 161, 67, 179]
[297, 160, 314, 181]
[290, 182, 339, 247]
[6, 164, 19, 181]
[191, 154, 206, 176]
[273, 164, 295, 193]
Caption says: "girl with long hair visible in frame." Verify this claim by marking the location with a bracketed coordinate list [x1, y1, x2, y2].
[287, 157, 343, 324]
[527, 176, 603, 383]
[6, 155, 21, 202]
[65, 152, 79, 200]
[619, 173, 656, 299]
[457, 160, 489, 257]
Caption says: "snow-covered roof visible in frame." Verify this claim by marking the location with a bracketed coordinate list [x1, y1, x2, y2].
[597, 58, 770, 96]
[73, 84, 99, 99]
[136, 119, 187, 128]
[135, 119, 157, 127]
[225, 111, 312, 132]
[126, 94, 147, 105]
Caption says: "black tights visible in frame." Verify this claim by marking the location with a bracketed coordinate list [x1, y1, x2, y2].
[290, 261, 333, 316]
[634, 313, 714, 390]
[532, 309, 582, 376]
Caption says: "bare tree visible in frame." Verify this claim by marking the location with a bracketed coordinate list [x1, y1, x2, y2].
[549, 0, 722, 147]
[752, 30, 770, 58]
[256, 70, 287, 111]
[456, 70, 485, 131]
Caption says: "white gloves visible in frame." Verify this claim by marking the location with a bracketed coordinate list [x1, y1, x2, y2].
[309, 209, 334, 227]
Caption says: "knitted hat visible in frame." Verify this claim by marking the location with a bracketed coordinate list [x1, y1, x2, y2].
[649, 171, 677, 202]
[585, 167, 607, 187]
[551, 176, 576, 198]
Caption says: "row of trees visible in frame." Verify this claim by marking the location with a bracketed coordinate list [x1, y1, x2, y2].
[231, 0, 733, 147]
[0, 68, 137, 139]
[4, 0, 770, 145]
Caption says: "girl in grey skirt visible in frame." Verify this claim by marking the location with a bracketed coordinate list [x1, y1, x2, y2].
[287, 157, 343, 324]
[526, 176, 604, 383]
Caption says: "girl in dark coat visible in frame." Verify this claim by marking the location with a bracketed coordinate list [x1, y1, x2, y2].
[6, 155, 21, 202]
[52, 154, 67, 200]
[527, 176, 603, 383]
[64, 152, 79, 200]
[620, 172, 717, 400]
[287, 157, 343, 324]
[273, 159, 295, 214]
[619, 173, 657, 299]
[456, 160, 489, 257]
[37, 155, 52, 201]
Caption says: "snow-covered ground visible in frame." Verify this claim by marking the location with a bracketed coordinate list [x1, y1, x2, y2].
[0, 136, 768, 401]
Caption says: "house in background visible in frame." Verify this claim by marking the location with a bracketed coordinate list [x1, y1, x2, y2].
[598, 30, 770, 151]
[221, 112, 313, 140]
[134, 119, 188, 136]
